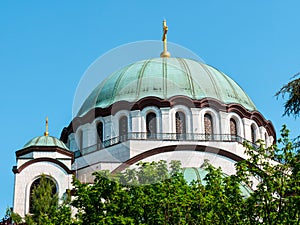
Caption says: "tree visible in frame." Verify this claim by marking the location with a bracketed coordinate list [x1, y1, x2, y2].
[71, 126, 300, 224]
[7, 130, 299, 224]
[9, 175, 73, 225]
[275, 73, 300, 118]
[72, 160, 249, 225]
[236, 125, 300, 224]
[27, 174, 73, 225]
[27, 175, 59, 224]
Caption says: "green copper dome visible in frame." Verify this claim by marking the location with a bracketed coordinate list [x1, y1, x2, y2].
[78, 58, 256, 116]
[183, 167, 252, 197]
[23, 136, 69, 150]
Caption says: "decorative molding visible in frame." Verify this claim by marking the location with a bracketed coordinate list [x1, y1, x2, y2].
[16, 146, 74, 163]
[13, 157, 75, 175]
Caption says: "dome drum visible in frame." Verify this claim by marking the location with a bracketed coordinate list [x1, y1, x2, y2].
[61, 96, 275, 142]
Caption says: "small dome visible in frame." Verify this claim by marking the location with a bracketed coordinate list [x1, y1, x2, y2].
[183, 167, 251, 197]
[183, 167, 208, 185]
[23, 136, 69, 150]
[78, 58, 256, 116]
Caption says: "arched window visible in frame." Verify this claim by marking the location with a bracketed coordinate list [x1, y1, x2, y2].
[265, 133, 268, 146]
[146, 112, 157, 139]
[119, 116, 128, 142]
[204, 114, 213, 135]
[175, 112, 186, 139]
[230, 118, 238, 141]
[97, 122, 103, 149]
[78, 130, 83, 150]
[251, 125, 256, 143]
[29, 177, 57, 213]
[204, 114, 213, 140]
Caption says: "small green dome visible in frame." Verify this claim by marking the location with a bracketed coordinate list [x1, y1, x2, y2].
[78, 58, 256, 116]
[23, 136, 69, 150]
[183, 167, 252, 197]
[183, 167, 208, 185]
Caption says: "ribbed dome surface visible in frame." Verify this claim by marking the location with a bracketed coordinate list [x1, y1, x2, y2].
[23, 136, 69, 150]
[78, 58, 256, 116]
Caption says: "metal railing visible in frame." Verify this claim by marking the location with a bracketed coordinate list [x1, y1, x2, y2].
[74, 133, 248, 158]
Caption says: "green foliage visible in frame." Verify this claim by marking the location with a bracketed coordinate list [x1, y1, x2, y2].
[6, 128, 299, 224]
[10, 174, 73, 225]
[28, 175, 59, 224]
[236, 125, 300, 224]
[275, 73, 300, 118]
[72, 160, 249, 225]
[4, 207, 20, 224]
[71, 126, 300, 224]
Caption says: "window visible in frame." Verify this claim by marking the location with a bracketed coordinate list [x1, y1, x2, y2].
[78, 130, 83, 150]
[251, 125, 256, 143]
[175, 112, 186, 134]
[230, 118, 238, 141]
[146, 112, 157, 139]
[204, 114, 213, 135]
[29, 177, 57, 213]
[175, 112, 186, 139]
[230, 119, 237, 135]
[119, 116, 128, 142]
[204, 113, 213, 140]
[265, 133, 268, 146]
[97, 122, 103, 149]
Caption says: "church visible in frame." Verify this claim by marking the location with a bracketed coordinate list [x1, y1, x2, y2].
[12, 21, 276, 217]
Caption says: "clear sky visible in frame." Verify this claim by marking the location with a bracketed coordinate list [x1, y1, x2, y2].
[1, 0, 299, 217]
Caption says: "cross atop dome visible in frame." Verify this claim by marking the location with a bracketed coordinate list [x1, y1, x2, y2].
[160, 20, 171, 58]
[44, 117, 49, 136]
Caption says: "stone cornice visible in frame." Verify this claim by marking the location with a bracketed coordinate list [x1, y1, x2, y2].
[16, 146, 74, 163]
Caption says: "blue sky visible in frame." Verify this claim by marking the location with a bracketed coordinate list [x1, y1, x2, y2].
[1, 0, 299, 216]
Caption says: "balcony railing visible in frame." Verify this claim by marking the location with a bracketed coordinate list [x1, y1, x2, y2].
[74, 133, 248, 158]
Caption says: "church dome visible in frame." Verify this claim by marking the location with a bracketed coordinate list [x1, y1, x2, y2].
[77, 58, 256, 116]
[23, 136, 69, 150]
[183, 167, 252, 197]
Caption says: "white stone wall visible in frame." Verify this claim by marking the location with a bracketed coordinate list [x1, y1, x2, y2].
[131, 151, 237, 175]
[13, 161, 73, 218]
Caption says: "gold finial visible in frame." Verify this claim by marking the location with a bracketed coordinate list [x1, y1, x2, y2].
[160, 20, 171, 58]
[44, 117, 49, 136]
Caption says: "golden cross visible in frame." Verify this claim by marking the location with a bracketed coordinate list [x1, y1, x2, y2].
[44, 117, 49, 136]
[160, 20, 171, 58]
[162, 20, 168, 41]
